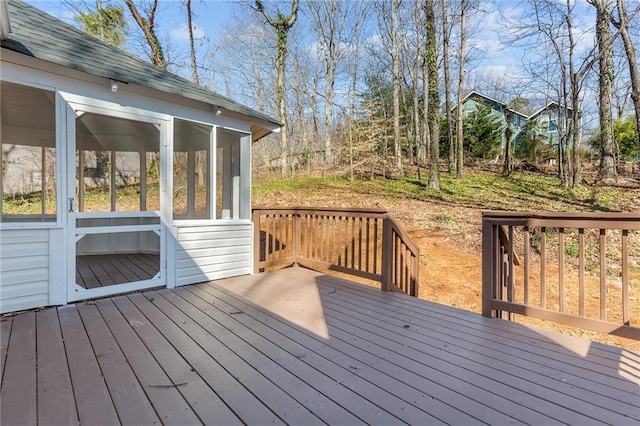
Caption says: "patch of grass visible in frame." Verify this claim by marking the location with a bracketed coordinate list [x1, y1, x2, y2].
[253, 170, 638, 214]
[433, 213, 455, 224]
[564, 242, 580, 258]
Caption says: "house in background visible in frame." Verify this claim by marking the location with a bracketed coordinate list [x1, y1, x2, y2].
[459, 91, 577, 152]
[528, 101, 574, 147]
[458, 91, 529, 146]
[0, 0, 280, 313]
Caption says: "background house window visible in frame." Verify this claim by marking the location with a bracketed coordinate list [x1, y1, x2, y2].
[173, 119, 212, 219]
[1, 81, 57, 222]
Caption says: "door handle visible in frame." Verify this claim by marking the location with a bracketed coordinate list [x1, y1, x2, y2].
[69, 198, 75, 213]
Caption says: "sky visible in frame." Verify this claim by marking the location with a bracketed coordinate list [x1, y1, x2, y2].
[24, 0, 529, 76]
[23, 0, 603, 118]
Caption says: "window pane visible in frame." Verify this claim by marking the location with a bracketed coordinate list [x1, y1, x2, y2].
[76, 112, 159, 212]
[217, 128, 247, 220]
[173, 119, 212, 219]
[1, 81, 57, 222]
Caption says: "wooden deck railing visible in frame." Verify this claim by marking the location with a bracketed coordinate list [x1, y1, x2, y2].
[482, 211, 640, 340]
[252, 207, 420, 297]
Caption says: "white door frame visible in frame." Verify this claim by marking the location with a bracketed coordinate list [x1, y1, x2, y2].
[66, 101, 169, 302]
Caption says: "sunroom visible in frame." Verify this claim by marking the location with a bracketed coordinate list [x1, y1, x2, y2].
[0, 0, 280, 313]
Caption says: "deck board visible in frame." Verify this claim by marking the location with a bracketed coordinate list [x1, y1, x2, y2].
[1, 266, 638, 425]
[323, 275, 640, 393]
[176, 285, 404, 425]
[94, 299, 201, 425]
[109, 295, 243, 425]
[320, 292, 630, 424]
[162, 287, 369, 425]
[196, 282, 479, 425]
[36, 309, 78, 425]
[0, 312, 37, 425]
[126, 292, 284, 425]
[57, 305, 120, 425]
[76, 302, 162, 425]
[76, 254, 159, 288]
[148, 289, 325, 426]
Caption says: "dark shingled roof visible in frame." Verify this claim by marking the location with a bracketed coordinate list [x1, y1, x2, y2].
[2, 0, 280, 129]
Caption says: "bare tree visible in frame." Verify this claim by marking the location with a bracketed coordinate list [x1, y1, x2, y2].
[185, 0, 198, 84]
[442, 0, 455, 174]
[399, 0, 424, 167]
[612, 0, 640, 149]
[254, 0, 299, 177]
[588, 0, 617, 181]
[391, 0, 402, 172]
[425, 0, 440, 189]
[124, 0, 166, 68]
[307, 0, 347, 164]
[455, 0, 468, 179]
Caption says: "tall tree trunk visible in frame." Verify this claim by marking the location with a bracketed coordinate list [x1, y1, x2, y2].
[566, 0, 581, 186]
[589, 0, 617, 180]
[502, 111, 513, 176]
[124, 0, 166, 68]
[455, 0, 467, 179]
[186, 0, 198, 85]
[613, 0, 640, 150]
[255, 0, 299, 177]
[442, 0, 455, 174]
[425, 0, 440, 190]
[391, 0, 402, 173]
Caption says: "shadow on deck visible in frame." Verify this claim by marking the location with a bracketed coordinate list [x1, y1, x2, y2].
[1, 267, 638, 425]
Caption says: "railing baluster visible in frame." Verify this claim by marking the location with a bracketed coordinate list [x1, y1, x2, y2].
[344, 216, 349, 268]
[540, 227, 546, 310]
[358, 217, 363, 271]
[365, 218, 371, 273]
[524, 226, 530, 306]
[351, 217, 356, 269]
[373, 218, 379, 274]
[558, 227, 565, 312]
[600, 229, 606, 321]
[507, 226, 514, 303]
[622, 230, 629, 326]
[579, 228, 585, 317]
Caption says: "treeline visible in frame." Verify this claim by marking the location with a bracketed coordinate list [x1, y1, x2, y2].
[70, 0, 640, 187]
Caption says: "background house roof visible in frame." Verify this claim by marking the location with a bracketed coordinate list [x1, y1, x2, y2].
[461, 90, 529, 119]
[1, 0, 281, 136]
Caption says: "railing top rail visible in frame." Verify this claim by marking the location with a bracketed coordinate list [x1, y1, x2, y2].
[253, 206, 389, 217]
[483, 211, 640, 220]
[387, 214, 420, 256]
[483, 211, 640, 229]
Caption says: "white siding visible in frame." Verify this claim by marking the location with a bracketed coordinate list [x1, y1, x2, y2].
[175, 223, 251, 286]
[0, 229, 50, 313]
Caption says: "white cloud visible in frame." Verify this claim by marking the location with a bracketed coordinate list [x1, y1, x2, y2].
[170, 24, 205, 42]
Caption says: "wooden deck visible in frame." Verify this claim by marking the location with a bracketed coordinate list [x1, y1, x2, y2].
[1, 267, 638, 425]
[76, 254, 160, 288]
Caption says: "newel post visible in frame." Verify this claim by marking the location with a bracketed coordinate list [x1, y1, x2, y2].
[481, 216, 496, 317]
[381, 214, 392, 292]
